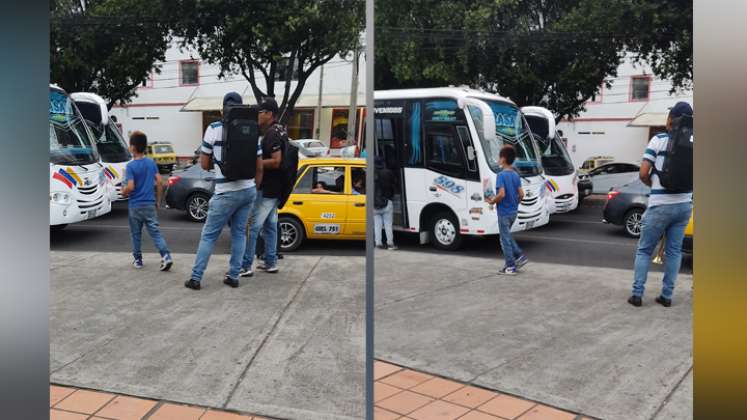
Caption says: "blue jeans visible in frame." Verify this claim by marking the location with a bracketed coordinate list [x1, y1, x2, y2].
[242, 191, 279, 269]
[190, 187, 257, 281]
[498, 213, 523, 268]
[632, 202, 693, 299]
[128, 206, 170, 260]
[374, 200, 394, 247]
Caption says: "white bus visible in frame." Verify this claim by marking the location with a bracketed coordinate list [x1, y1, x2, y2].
[374, 87, 550, 250]
[71, 92, 132, 201]
[49, 85, 112, 228]
[522, 106, 579, 214]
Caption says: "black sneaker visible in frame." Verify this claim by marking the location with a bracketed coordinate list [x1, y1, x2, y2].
[628, 295, 642, 307]
[655, 296, 672, 307]
[223, 275, 239, 288]
[184, 279, 201, 290]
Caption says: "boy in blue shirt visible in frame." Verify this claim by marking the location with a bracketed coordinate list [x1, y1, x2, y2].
[122, 131, 173, 271]
[485, 145, 528, 275]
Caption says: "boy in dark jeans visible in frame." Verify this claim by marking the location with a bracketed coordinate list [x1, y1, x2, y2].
[122, 131, 173, 271]
[485, 145, 528, 275]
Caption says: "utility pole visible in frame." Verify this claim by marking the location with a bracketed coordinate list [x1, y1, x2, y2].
[315, 64, 324, 140]
[346, 43, 360, 146]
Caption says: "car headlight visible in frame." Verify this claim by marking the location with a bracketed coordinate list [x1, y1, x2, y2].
[50, 192, 72, 205]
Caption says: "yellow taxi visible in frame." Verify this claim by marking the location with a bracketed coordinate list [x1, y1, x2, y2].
[278, 158, 366, 251]
[146, 142, 177, 173]
[683, 211, 694, 254]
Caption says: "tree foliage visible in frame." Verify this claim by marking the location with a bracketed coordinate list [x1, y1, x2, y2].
[173, 0, 364, 123]
[50, 0, 172, 108]
[375, 0, 692, 119]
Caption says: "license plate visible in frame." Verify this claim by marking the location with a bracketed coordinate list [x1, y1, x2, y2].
[525, 220, 535, 229]
[313, 223, 340, 234]
[87, 209, 98, 219]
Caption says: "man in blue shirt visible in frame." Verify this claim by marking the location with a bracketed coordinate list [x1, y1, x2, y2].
[122, 131, 172, 271]
[628, 102, 693, 307]
[485, 145, 528, 275]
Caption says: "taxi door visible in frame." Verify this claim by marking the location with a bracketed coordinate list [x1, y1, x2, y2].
[292, 164, 348, 239]
[344, 165, 367, 237]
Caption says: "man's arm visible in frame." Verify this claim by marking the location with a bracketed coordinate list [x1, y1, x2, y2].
[122, 179, 135, 196]
[200, 152, 213, 170]
[262, 150, 282, 169]
[518, 187, 525, 201]
[255, 156, 263, 187]
[487, 187, 506, 205]
[639, 160, 653, 186]
[155, 173, 163, 208]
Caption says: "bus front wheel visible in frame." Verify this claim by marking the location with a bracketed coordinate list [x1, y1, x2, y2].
[430, 211, 463, 251]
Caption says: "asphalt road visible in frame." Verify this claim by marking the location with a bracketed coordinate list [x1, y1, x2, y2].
[50, 197, 691, 273]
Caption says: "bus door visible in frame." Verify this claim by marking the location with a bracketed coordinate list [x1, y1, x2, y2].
[374, 101, 408, 228]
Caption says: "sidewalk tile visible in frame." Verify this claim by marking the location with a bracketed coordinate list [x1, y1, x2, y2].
[478, 395, 535, 419]
[516, 404, 576, 420]
[147, 403, 206, 420]
[374, 406, 401, 420]
[443, 386, 498, 408]
[456, 411, 504, 420]
[54, 389, 115, 414]
[376, 382, 404, 402]
[50, 409, 88, 420]
[411, 377, 465, 399]
[95, 395, 157, 419]
[200, 409, 254, 419]
[408, 400, 471, 420]
[377, 390, 434, 415]
[50, 385, 76, 406]
[374, 361, 404, 380]
[380, 369, 434, 389]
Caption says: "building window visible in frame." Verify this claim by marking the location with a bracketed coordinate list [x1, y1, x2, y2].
[179, 60, 200, 86]
[285, 109, 315, 140]
[630, 75, 651, 102]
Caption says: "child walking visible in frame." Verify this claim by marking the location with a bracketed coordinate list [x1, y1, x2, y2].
[122, 131, 173, 271]
[485, 145, 528, 275]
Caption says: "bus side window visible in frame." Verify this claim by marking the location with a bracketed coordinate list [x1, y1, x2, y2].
[424, 125, 466, 179]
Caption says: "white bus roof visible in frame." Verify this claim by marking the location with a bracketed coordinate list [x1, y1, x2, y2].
[375, 87, 515, 105]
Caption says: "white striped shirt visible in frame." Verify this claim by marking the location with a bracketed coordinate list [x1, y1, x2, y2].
[642, 133, 693, 207]
[201, 121, 262, 194]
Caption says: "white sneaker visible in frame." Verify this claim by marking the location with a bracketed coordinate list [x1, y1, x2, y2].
[239, 267, 254, 277]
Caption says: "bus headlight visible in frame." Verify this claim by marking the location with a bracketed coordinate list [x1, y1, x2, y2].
[50, 192, 72, 205]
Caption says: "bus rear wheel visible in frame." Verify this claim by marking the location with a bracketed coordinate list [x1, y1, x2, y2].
[430, 211, 463, 251]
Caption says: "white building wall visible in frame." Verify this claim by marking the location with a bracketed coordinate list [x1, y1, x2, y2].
[110, 39, 365, 158]
[557, 56, 693, 167]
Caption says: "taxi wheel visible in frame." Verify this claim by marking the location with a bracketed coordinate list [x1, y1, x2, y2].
[430, 211, 463, 251]
[279, 216, 305, 252]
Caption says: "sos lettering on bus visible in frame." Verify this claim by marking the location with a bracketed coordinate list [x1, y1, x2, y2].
[433, 175, 464, 195]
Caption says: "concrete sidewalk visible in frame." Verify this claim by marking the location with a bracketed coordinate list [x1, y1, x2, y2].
[50, 251, 365, 420]
[374, 249, 692, 420]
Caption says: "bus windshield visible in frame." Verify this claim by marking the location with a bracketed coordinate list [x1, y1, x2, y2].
[50, 89, 99, 165]
[468, 99, 542, 176]
[89, 121, 131, 163]
[536, 133, 574, 176]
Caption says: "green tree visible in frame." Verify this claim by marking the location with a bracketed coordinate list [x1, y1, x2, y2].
[375, 0, 692, 119]
[50, 0, 172, 109]
[173, 0, 364, 123]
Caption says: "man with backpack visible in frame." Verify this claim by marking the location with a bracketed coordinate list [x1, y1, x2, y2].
[241, 97, 290, 276]
[628, 101, 693, 307]
[185, 92, 262, 290]
[374, 156, 397, 250]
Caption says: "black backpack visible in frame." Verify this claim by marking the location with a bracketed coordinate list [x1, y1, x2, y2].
[373, 170, 388, 209]
[274, 124, 300, 209]
[658, 115, 693, 192]
[217, 105, 258, 181]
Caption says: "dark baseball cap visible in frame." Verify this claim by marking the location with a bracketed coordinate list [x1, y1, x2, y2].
[668, 101, 693, 118]
[258, 97, 279, 114]
[223, 91, 242, 106]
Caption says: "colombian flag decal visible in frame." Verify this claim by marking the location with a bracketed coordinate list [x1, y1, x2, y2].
[104, 166, 117, 180]
[545, 179, 559, 193]
[64, 167, 82, 185]
[53, 171, 73, 188]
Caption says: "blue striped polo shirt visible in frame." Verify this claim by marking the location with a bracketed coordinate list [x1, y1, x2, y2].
[201, 121, 262, 194]
[642, 133, 693, 207]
